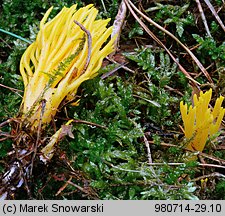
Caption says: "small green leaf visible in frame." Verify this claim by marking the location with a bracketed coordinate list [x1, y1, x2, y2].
[176, 21, 184, 37]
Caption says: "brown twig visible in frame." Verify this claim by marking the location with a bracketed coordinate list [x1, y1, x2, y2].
[200, 152, 225, 165]
[22, 167, 33, 199]
[103, 159, 145, 173]
[106, 56, 135, 74]
[67, 181, 85, 192]
[0, 83, 23, 98]
[0, 132, 14, 141]
[0, 83, 23, 92]
[56, 117, 107, 129]
[131, 120, 153, 164]
[204, 0, 225, 33]
[124, 0, 213, 84]
[124, 0, 201, 90]
[0, 118, 21, 128]
[144, 133, 153, 164]
[110, 0, 127, 54]
[0, 37, 12, 49]
[59, 189, 78, 197]
[195, 0, 212, 37]
[38, 176, 52, 194]
[56, 117, 108, 129]
[164, 85, 184, 96]
[191, 172, 225, 182]
[130, 120, 163, 184]
[30, 99, 46, 176]
[0, 137, 11, 142]
[73, 119, 107, 129]
[101, 63, 126, 79]
[148, 140, 225, 165]
[74, 20, 92, 75]
[148, 140, 178, 148]
[55, 176, 73, 196]
[66, 180, 98, 199]
[133, 94, 161, 107]
[215, 145, 225, 150]
[148, 162, 225, 169]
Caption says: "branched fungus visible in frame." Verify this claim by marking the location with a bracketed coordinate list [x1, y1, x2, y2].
[0, 4, 116, 199]
[20, 4, 115, 129]
[180, 89, 225, 154]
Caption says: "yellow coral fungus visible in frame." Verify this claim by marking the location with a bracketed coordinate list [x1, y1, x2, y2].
[19, 4, 115, 128]
[180, 89, 225, 153]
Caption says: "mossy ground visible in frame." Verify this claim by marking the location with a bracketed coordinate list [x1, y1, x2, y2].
[1, 0, 225, 200]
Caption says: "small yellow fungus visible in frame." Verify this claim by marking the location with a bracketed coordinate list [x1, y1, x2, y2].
[180, 89, 225, 153]
[19, 4, 116, 129]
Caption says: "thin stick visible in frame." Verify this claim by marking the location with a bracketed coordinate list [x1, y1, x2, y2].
[55, 176, 73, 196]
[0, 83, 23, 98]
[198, 163, 225, 169]
[103, 159, 145, 173]
[0, 132, 14, 141]
[106, 56, 135, 73]
[0, 118, 15, 128]
[124, 0, 200, 89]
[74, 20, 92, 75]
[195, 0, 212, 37]
[0, 83, 23, 92]
[67, 181, 85, 192]
[204, 0, 225, 33]
[148, 162, 225, 169]
[164, 85, 184, 96]
[148, 140, 225, 165]
[57, 117, 107, 129]
[215, 145, 225, 150]
[131, 120, 153, 164]
[200, 152, 225, 165]
[110, 0, 127, 54]
[73, 119, 107, 129]
[191, 172, 225, 182]
[22, 166, 33, 199]
[100, 0, 107, 13]
[66, 180, 98, 200]
[133, 94, 161, 107]
[30, 99, 46, 176]
[0, 137, 10, 142]
[101, 63, 126, 79]
[0, 37, 12, 49]
[131, 120, 163, 184]
[124, 0, 213, 83]
[143, 133, 153, 164]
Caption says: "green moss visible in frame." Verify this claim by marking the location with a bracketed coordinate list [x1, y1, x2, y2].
[1, 0, 225, 200]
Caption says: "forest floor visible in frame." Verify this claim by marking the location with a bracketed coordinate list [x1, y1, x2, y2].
[1, 0, 225, 200]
